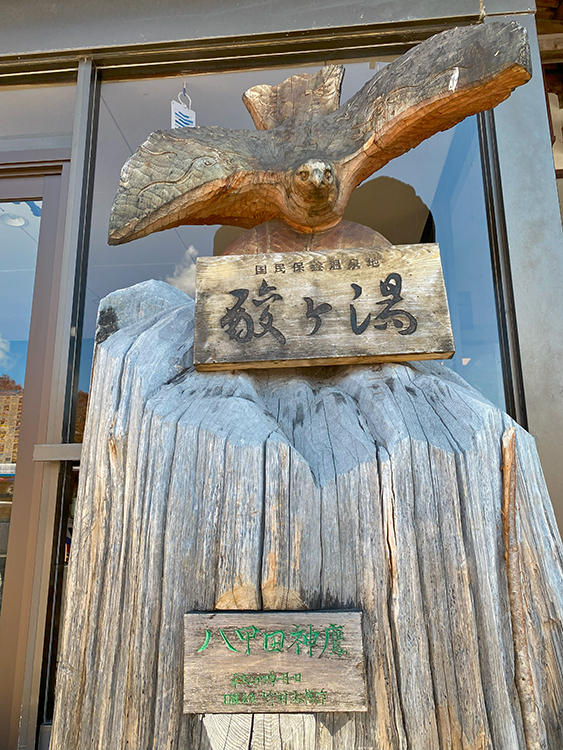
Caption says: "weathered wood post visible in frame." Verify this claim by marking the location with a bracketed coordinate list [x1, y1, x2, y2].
[51, 22, 563, 750]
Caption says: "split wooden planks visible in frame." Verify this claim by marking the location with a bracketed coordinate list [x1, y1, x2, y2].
[50, 280, 563, 750]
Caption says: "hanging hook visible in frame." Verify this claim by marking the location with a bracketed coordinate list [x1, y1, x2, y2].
[178, 82, 192, 110]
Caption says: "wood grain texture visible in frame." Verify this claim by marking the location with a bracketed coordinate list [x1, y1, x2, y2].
[242, 65, 344, 131]
[184, 611, 366, 713]
[108, 22, 531, 244]
[194, 244, 454, 370]
[221, 219, 391, 256]
[502, 428, 542, 750]
[51, 281, 563, 750]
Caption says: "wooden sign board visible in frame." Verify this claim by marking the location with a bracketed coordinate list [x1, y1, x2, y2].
[194, 244, 454, 371]
[184, 611, 367, 714]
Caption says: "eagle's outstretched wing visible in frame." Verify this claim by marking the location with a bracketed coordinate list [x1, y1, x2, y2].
[108, 126, 291, 244]
[314, 21, 531, 209]
[109, 21, 530, 244]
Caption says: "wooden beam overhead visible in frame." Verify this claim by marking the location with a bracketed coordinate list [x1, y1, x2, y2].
[539, 32, 563, 62]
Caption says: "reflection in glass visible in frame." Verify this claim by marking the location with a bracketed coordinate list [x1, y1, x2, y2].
[78, 62, 506, 441]
[348, 118, 505, 409]
[0, 200, 41, 612]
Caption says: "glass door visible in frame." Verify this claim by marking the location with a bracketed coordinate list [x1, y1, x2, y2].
[0, 161, 71, 750]
[0, 198, 42, 613]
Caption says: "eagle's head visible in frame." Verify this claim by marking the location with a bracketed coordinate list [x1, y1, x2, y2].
[284, 159, 340, 231]
[293, 159, 335, 191]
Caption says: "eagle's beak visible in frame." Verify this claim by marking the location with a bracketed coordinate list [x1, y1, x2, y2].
[310, 169, 324, 188]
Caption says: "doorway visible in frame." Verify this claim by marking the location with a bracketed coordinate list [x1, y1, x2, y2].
[0, 155, 71, 750]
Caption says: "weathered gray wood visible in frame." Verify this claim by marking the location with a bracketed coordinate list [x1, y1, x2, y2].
[184, 611, 366, 713]
[51, 281, 563, 750]
[194, 244, 454, 370]
[108, 22, 531, 244]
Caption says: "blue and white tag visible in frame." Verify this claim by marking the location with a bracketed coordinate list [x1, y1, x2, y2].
[171, 97, 196, 129]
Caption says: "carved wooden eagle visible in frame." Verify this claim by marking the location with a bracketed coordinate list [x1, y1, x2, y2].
[108, 21, 531, 245]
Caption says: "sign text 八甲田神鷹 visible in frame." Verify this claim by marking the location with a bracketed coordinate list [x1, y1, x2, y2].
[184, 611, 367, 713]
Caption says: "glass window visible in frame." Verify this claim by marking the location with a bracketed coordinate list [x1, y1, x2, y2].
[0, 83, 75, 138]
[77, 61, 506, 437]
[345, 118, 504, 408]
[0, 199, 41, 612]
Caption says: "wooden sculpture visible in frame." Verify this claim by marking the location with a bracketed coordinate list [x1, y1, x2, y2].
[51, 283, 563, 750]
[108, 21, 531, 249]
[51, 20, 563, 750]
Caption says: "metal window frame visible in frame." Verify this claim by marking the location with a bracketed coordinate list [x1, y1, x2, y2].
[483, 12, 563, 517]
[0, 59, 98, 750]
[0, 17, 480, 86]
[477, 109, 528, 428]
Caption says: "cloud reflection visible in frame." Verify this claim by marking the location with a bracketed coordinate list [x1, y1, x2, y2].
[166, 245, 198, 298]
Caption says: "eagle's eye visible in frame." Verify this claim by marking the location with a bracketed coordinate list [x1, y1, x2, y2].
[324, 168, 333, 182]
[299, 170, 309, 181]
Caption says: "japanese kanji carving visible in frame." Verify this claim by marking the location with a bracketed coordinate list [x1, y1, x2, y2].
[108, 21, 531, 251]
